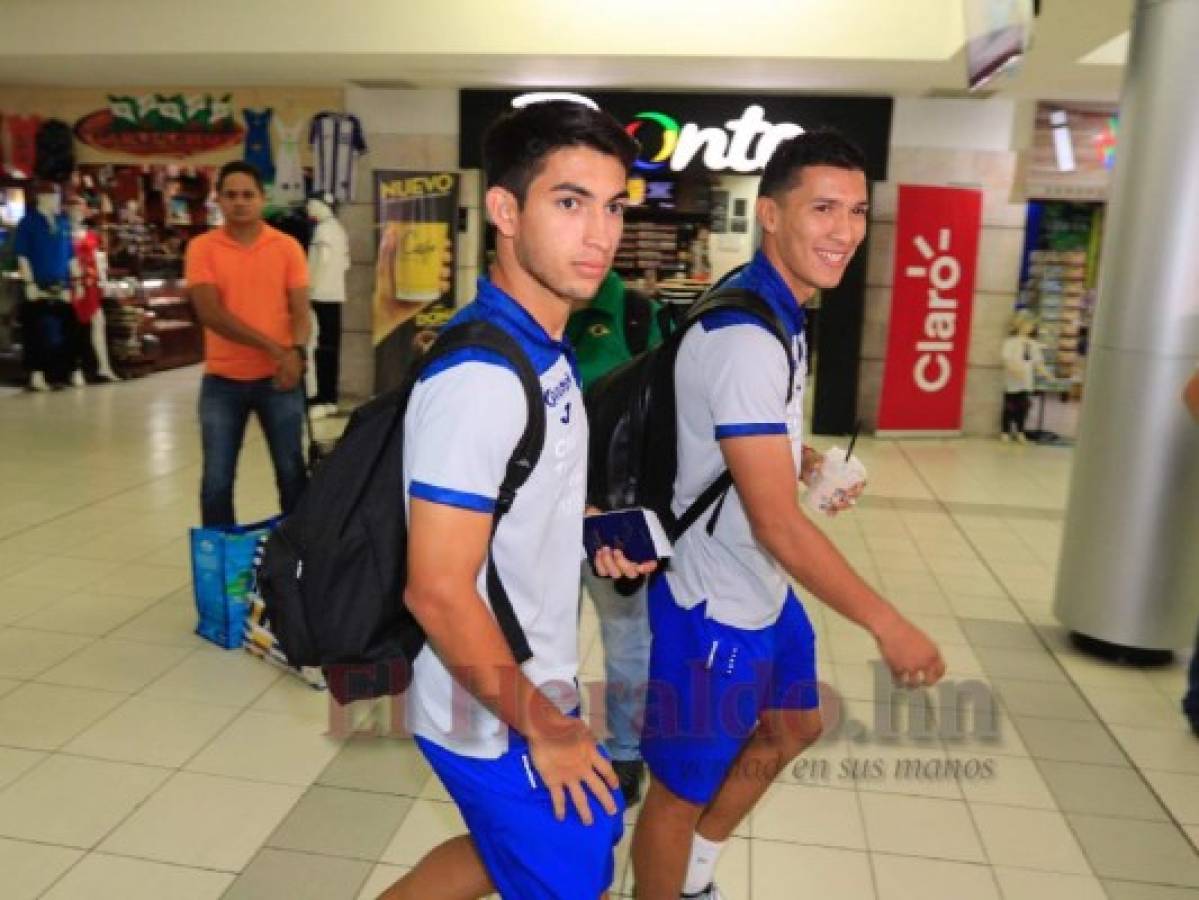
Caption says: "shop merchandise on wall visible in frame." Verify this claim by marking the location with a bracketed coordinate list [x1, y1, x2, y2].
[33, 119, 75, 183]
[2, 94, 353, 384]
[241, 107, 276, 183]
[613, 171, 714, 307]
[3, 113, 42, 178]
[1017, 201, 1104, 385]
[309, 111, 367, 204]
[272, 118, 307, 207]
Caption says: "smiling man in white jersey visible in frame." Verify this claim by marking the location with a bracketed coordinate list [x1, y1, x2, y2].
[631, 131, 947, 900]
[378, 101, 653, 900]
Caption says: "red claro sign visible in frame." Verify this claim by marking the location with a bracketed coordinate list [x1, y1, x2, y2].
[877, 185, 982, 433]
[74, 110, 244, 158]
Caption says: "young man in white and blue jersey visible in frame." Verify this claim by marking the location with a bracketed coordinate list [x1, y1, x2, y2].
[379, 101, 653, 900]
[631, 131, 947, 900]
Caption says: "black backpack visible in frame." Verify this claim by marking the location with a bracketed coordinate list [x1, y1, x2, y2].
[256, 320, 545, 705]
[622, 288, 675, 355]
[585, 286, 796, 544]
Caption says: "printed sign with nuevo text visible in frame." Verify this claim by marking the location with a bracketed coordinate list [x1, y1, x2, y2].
[877, 185, 983, 433]
[372, 170, 459, 347]
[371, 170, 462, 395]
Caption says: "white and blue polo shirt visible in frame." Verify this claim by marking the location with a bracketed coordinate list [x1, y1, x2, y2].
[666, 251, 808, 630]
[403, 278, 587, 758]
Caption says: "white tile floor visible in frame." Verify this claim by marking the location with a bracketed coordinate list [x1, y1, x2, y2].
[0, 366, 1196, 900]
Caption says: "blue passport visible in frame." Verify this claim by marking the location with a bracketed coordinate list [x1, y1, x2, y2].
[583, 507, 674, 566]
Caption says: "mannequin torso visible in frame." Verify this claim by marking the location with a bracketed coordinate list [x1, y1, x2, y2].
[306, 198, 349, 302]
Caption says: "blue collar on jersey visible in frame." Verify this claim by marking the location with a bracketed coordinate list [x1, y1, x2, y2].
[448, 277, 579, 379]
[725, 251, 807, 341]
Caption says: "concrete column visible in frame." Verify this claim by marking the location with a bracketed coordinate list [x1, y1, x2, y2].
[1053, 0, 1199, 649]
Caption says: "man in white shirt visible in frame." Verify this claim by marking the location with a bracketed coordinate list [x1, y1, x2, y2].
[379, 101, 652, 900]
[631, 131, 946, 900]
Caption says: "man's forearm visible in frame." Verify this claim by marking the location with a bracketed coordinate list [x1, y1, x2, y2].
[756, 512, 902, 637]
[288, 286, 312, 349]
[408, 583, 568, 739]
[288, 318, 309, 349]
[289, 304, 311, 349]
[195, 299, 287, 359]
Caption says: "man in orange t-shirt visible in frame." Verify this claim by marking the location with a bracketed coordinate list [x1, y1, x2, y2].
[186, 160, 311, 526]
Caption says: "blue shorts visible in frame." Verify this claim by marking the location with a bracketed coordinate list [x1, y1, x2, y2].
[415, 733, 625, 900]
[640, 575, 820, 805]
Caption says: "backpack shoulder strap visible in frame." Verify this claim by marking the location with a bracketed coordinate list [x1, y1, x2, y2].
[654, 302, 676, 340]
[622, 288, 652, 356]
[688, 287, 797, 402]
[411, 320, 545, 663]
[422, 320, 546, 504]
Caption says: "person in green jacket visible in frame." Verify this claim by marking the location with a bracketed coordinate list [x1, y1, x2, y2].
[567, 269, 668, 805]
[567, 269, 666, 386]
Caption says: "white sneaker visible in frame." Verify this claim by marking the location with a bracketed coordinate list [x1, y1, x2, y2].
[69, 370, 86, 387]
[683, 885, 726, 900]
[28, 371, 49, 392]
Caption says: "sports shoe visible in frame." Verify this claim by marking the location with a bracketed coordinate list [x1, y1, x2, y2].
[613, 758, 644, 805]
[682, 884, 726, 899]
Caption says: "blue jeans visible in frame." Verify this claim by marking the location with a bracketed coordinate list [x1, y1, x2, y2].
[199, 375, 307, 527]
[582, 565, 651, 763]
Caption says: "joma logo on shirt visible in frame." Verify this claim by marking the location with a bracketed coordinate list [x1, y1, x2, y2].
[543, 373, 573, 408]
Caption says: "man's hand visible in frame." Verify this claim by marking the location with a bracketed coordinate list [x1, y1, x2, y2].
[800, 445, 822, 486]
[274, 347, 303, 391]
[527, 715, 620, 825]
[584, 505, 659, 580]
[872, 614, 946, 688]
[592, 546, 657, 580]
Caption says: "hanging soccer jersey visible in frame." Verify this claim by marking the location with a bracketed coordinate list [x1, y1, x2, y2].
[309, 112, 367, 203]
[6, 115, 42, 178]
[242, 108, 276, 183]
[272, 118, 306, 207]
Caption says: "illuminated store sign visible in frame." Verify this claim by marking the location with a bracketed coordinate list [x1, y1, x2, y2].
[513, 94, 805, 174]
[460, 90, 892, 180]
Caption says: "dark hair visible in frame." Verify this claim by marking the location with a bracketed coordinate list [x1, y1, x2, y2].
[758, 128, 867, 199]
[216, 160, 264, 193]
[482, 101, 638, 205]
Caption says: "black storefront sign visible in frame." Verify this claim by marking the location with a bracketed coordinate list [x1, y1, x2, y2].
[460, 89, 892, 180]
[459, 89, 894, 435]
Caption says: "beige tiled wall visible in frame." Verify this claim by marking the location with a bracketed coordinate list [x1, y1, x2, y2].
[858, 151, 1028, 436]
